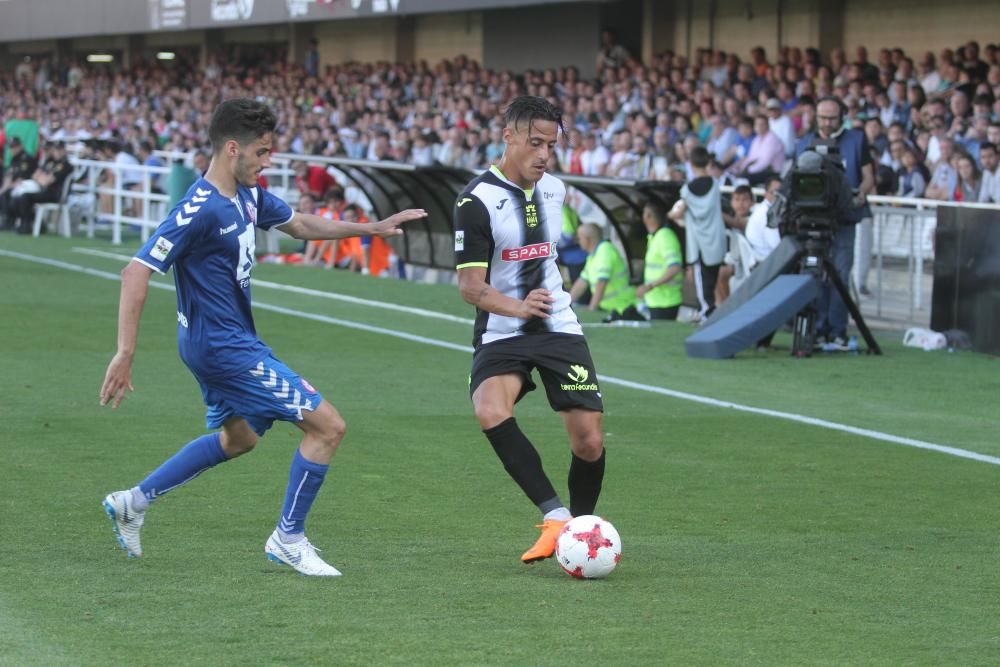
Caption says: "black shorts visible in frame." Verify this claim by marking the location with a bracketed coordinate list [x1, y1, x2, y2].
[469, 332, 604, 412]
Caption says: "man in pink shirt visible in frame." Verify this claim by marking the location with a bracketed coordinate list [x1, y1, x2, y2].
[732, 115, 785, 185]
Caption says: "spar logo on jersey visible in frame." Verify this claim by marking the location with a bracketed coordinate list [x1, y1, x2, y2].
[300, 377, 316, 394]
[501, 241, 556, 262]
[245, 200, 257, 224]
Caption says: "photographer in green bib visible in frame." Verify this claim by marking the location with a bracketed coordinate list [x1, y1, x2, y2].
[636, 200, 684, 320]
[570, 223, 641, 322]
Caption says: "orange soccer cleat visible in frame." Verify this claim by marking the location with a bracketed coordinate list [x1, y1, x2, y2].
[521, 519, 568, 564]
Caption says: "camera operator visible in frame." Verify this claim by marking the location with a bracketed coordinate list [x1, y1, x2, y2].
[794, 97, 874, 348]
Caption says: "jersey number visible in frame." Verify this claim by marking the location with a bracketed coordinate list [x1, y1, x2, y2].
[236, 226, 255, 283]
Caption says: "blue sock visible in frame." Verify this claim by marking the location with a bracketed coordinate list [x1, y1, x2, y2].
[137, 433, 228, 505]
[277, 449, 329, 540]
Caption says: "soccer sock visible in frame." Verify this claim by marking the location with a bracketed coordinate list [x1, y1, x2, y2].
[543, 507, 572, 522]
[276, 448, 329, 542]
[568, 449, 606, 517]
[135, 433, 228, 507]
[484, 417, 563, 513]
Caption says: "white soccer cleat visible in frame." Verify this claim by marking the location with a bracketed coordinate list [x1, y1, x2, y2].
[102, 491, 145, 557]
[265, 531, 342, 577]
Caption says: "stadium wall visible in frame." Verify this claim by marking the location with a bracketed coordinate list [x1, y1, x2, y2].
[663, 0, 1000, 61]
[482, 3, 601, 75]
[414, 12, 484, 65]
[842, 0, 1000, 56]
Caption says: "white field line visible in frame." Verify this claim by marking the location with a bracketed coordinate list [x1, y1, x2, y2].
[70, 246, 475, 325]
[4, 247, 998, 466]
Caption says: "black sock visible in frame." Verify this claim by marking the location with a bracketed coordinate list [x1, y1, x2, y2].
[484, 417, 560, 509]
[568, 449, 605, 517]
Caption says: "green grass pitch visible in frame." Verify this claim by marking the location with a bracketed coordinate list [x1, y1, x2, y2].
[2, 234, 999, 666]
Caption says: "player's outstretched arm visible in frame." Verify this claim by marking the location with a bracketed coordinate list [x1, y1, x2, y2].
[279, 209, 427, 241]
[458, 266, 553, 319]
[100, 261, 153, 409]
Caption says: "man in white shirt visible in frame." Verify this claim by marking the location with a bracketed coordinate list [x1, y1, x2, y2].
[766, 98, 796, 157]
[579, 131, 609, 176]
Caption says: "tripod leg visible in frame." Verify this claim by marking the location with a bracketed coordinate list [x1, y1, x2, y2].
[823, 257, 882, 355]
[792, 310, 815, 357]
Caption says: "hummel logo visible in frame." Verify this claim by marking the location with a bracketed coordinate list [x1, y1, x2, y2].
[567, 365, 589, 383]
[457, 197, 473, 207]
[219, 223, 238, 235]
[496, 198, 508, 210]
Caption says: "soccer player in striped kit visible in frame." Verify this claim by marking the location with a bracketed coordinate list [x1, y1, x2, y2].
[454, 96, 607, 564]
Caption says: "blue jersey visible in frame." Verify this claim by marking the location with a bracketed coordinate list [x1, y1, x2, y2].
[134, 178, 294, 380]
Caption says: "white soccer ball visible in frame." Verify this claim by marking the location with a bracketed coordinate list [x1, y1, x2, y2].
[555, 515, 622, 579]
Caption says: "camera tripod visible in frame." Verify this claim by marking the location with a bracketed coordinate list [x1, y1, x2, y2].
[791, 240, 882, 357]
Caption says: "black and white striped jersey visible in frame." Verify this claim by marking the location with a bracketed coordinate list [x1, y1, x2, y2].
[454, 165, 583, 349]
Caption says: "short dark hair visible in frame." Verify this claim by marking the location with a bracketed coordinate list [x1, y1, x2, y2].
[981, 142, 997, 154]
[733, 185, 753, 199]
[502, 95, 565, 135]
[208, 98, 278, 152]
[643, 198, 667, 225]
[690, 146, 710, 168]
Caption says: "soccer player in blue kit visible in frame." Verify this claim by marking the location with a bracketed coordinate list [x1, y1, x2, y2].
[99, 98, 426, 576]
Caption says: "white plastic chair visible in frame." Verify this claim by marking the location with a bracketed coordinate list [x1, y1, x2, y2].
[32, 177, 74, 237]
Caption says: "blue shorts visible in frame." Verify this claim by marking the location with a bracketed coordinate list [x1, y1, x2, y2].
[199, 354, 323, 436]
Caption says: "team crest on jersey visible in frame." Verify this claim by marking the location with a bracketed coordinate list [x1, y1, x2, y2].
[244, 200, 257, 225]
[501, 241, 556, 262]
[524, 203, 539, 228]
[150, 236, 174, 262]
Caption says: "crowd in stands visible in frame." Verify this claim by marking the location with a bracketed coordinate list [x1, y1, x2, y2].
[2, 37, 998, 323]
[3, 38, 1000, 205]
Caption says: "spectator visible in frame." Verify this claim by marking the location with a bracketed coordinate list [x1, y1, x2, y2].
[579, 130, 609, 176]
[952, 153, 981, 202]
[636, 200, 683, 320]
[306, 188, 348, 269]
[8, 140, 72, 234]
[766, 98, 796, 156]
[0, 137, 38, 230]
[570, 222, 638, 320]
[596, 30, 631, 71]
[895, 146, 926, 200]
[705, 115, 740, 165]
[925, 137, 958, 199]
[732, 115, 785, 185]
[410, 133, 436, 167]
[669, 146, 727, 318]
[977, 142, 999, 203]
[715, 184, 754, 305]
[292, 160, 337, 200]
[744, 175, 782, 264]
